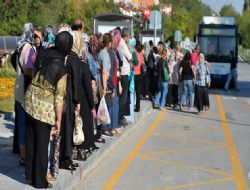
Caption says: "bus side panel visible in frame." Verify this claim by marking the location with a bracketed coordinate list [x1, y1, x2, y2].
[209, 62, 230, 85]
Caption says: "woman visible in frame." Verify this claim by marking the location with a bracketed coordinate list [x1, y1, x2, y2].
[179, 51, 196, 110]
[13, 23, 36, 166]
[60, 31, 82, 171]
[98, 33, 114, 137]
[167, 45, 182, 109]
[194, 53, 210, 115]
[71, 31, 98, 160]
[134, 42, 144, 112]
[23, 31, 73, 189]
[154, 49, 170, 110]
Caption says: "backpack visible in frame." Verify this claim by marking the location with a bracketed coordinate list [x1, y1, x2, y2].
[10, 44, 26, 73]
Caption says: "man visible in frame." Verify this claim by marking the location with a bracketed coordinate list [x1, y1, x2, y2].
[71, 19, 84, 32]
[191, 44, 200, 65]
[118, 27, 132, 126]
[224, 51, 239, 92]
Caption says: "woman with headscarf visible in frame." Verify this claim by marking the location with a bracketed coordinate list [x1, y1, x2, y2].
[194, 53, 210, 115]
[59, 31, 82, 170]
[23, 31, 73, 188]
[13, 22, 36, 166]
[70, 31, 97, 160]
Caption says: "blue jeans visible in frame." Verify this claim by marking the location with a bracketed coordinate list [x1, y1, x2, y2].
[181, 80, 193, 108]
[154, 80, 168, 108]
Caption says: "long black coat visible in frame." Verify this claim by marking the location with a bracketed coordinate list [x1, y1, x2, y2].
[60, 51, 81, 160]
[78, 62, 96, 150]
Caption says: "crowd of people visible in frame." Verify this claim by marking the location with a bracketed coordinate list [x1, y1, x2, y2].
[11, 19, 212, 189]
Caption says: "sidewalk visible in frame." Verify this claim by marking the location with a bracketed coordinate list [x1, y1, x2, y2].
[0, 101, 152, 190]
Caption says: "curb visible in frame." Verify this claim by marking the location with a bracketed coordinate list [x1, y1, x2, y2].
[52, 101, 152, 190]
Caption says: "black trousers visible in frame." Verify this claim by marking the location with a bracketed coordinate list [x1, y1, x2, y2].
[167, 84, 179, 106]
[142, 71, 150, 97]
[195, 86, 210, 111]
[26, 113, 51, 188]
[134, 74, 143, 111]
[119, 75, 129, 120]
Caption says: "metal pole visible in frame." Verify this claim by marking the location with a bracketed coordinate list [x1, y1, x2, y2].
[131, 18, 134, 37]
[154, 12, 156, 45]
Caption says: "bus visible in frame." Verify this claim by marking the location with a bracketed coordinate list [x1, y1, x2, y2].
[197, 16, 240, 85]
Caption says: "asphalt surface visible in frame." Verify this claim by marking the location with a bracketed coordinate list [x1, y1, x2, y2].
[75, 62, 250, 190]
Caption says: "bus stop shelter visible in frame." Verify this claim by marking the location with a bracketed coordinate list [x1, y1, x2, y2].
[140, 30, 165, 45]
[93, 13, 142, 36]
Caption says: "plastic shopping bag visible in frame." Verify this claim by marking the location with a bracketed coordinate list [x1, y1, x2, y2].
[97, 97, 111, 125]
[73, 111, 84, 145]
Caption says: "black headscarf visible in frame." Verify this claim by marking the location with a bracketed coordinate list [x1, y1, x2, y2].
[35, 31, 73, 86]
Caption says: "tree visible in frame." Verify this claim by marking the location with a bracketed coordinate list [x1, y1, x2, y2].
[0, 0, 29, 35]
[63, 0, 120, 33]
[219, 4, 240, 18]
[239, 11, 250, 48]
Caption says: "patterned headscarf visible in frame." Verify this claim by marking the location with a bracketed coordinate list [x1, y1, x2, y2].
[17, 23, 34, 51]
[42, 25, 56, 48]
[57, 23, 72, 33]
[70, 31, 83, 56]
[128, 37, 136, 52]
[89, 34, 99, 55]
[109, 29, 121, 51]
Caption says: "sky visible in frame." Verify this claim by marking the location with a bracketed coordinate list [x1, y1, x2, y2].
[201, 0, 244, 14]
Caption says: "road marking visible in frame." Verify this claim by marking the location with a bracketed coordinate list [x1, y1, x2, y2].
[137, 154, 233, 178]
[102, 111, 166, 190]
[216, 94, 248, 190]
[152, 177, 234, 190]
[152, 133, 225, 145]
[139, 144, 226, 156]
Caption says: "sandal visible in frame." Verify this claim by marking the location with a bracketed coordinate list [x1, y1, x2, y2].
[46, 182, 53, 189]
[59, 161, 76, 171]
[95, 138, 105, 143]
[47, 173, 56, 181]
[19, 157, 25, 166]
[70, 160, 79, 167]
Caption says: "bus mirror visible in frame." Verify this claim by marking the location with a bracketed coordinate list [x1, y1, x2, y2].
[239, 36, 243, 45]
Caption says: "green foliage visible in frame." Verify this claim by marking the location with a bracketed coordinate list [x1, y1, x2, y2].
[0, 63, 16, 78]
[0, 0, 29, 35]
[159, 0, 212, 41]
[238, 11, 250, 48]
[63, 0, 120, 34]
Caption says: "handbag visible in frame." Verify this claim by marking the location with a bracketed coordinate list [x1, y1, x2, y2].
[73, 111, 84, 145]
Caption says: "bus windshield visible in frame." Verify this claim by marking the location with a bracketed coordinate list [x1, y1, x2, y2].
[199, 36, 236, 62]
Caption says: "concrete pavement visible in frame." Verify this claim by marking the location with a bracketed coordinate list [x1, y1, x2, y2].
[0, 100, 152, 190]
[75, 62, 250, 190]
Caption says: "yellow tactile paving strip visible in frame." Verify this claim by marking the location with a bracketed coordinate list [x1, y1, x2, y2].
[103, 93, 248, 190]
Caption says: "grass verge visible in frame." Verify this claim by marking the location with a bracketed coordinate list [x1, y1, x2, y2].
[239, 46, 250, 63]
[0, 96, 14, 113]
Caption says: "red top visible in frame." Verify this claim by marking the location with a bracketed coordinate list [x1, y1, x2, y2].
[191, 51, 199, 65]
[134, 52, 144, 75]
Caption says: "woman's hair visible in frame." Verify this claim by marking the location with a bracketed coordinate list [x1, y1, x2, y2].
[135, 43, 142, 53]
[101, 33, 111, 48]
[183, 51, 192, 61]
[153, 46, 159, 54]
[162, 48, 168, 57]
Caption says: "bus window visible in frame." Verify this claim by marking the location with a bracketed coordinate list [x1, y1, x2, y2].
[218, 37, 236, 61]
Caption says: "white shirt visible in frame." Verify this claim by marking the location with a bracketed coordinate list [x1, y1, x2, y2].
[118, 38, 132, 76]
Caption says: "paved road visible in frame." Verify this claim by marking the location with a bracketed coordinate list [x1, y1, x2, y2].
[75, 62, 250, 190]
